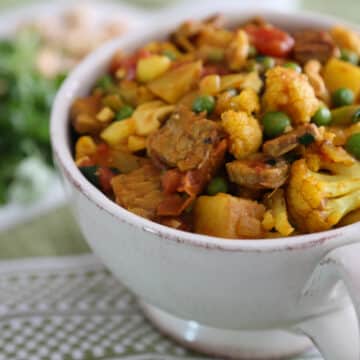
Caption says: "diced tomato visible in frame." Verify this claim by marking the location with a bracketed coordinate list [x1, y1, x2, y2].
[97, 143, 110, 156]
[76, 156, 95, 167]
[157, 194, 186, 216]
[93, 143, 112, 167]
[179, 170, 203, 196]
[137, 49, 152, 59]
[170, 59, 193, 70]
[119, 57, 137, 81]
[245, 25, 294, 58]
[161, 169, 183, 194]
[201, 64, 229, 77]
[126, 66, 137, 81]
[98, 167, 116, 194]
[162, 167, 209, 198]
[109, 50, 124, 74]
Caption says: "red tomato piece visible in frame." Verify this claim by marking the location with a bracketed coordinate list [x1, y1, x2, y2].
[93, 143, 111, 167]
[201, 64, 229, 77]
[161, 169, 183, 194]
[96, 143, 110, 158]
[109, 50, 123, 74]
[157, 194, 186, 216]
[98, 167, 115, 194]
[137, 49, 152, 59]
[245, 25, 294, 58]
[76, 157, 94, 167]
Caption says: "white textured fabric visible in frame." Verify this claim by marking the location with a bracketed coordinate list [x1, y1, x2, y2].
[0, 255, 321, 360]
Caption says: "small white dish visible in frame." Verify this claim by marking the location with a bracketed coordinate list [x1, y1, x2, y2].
[51, 8, 360, 360]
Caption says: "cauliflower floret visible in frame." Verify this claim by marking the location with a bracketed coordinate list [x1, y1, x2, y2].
[221, 110, 262, 159]
[262, 66, 319, 125]
[286, 159, 360, 233]
[230, 88, 260, 114]
[263, 189, 294, 236]
[330, 25, 360, 56]
[194, 193, 265, 239]
[225, 29, 249, 71]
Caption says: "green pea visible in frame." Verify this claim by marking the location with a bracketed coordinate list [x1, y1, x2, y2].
[163, 49, 177, 60]
[79, 165, 99, 187]
[96, 75, 113, 91]
[346, 133, 360, 159]
[54, 73, 67, 88]
[312, 107, 332, 126]
[256, 55, 275, 70]
[332, 88, 355, 107]
[192, 95, 216, 114]
[206, 177, 229, 196]
[116, 105, 134, 121]
[262, 111, 291, 138]
[283, 62, 302, 73]
[340, 48, 359, 65]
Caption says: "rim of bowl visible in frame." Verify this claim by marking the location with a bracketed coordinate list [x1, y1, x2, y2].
[51, 8, 360, 253]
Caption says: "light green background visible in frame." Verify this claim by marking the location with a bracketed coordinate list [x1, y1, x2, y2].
[303, 0, 360, 23]
[0, 0, 357, 259]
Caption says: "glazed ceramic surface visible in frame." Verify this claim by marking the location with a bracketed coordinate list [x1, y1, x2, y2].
[51, 10, 360, 360]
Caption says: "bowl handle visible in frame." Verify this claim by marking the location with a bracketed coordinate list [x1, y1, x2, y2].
[295, 243, 360, 360]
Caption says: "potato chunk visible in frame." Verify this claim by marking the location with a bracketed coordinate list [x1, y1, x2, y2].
[194, 193, 265, 239]
[147, 61, 202, 103]
[330, 25, 360, 56]
[136, 55, 171, 83]
[323, 58, 360, 98]
[100, 118, 136, 146]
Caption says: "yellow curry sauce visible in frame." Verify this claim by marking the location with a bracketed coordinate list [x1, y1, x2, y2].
[71, 15, 360, 238]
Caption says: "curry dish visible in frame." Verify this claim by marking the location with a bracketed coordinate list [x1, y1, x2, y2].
[71, 15, 360, 239]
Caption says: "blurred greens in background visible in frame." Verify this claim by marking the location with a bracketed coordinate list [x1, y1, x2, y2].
[0, 27, 62, 204]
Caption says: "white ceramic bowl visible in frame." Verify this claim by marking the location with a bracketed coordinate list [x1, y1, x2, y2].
[51, 9, 360, 360]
